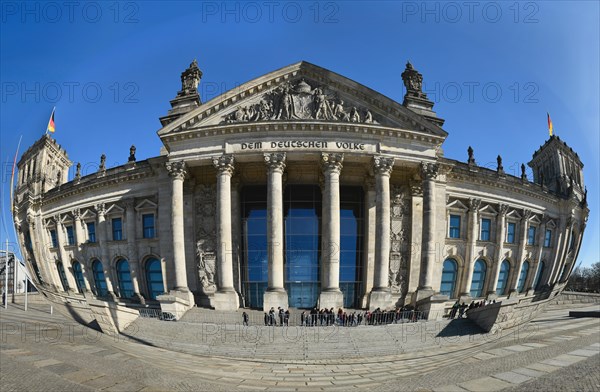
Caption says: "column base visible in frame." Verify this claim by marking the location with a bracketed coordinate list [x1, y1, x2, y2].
[414, 287, 435, 303]
[507, 289, 520, 299]
[416, 294, 450, 320]
[157, 289, 195, 320]
[485, 291, 499, 301]
[133, 292, 146, 305]
[319, 290, 344, 310]
[213, 290, 240, 311]
[459, 293, 473, 304]
[367, 290, 393, 311]
[263, 290, 288, 313]
[106, 291, 118, 302]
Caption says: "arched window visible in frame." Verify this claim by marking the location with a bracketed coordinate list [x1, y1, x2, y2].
[92, 260, 108, 297]
[533, 261, 545, 290]
[56, 262, 69, 292]
[496, 260, 511, 295]
[72, 261, 86, 293]
[145, 258, 164, 300]
[440, 259, 458, 298]
[517, 261, 530, 293]
[116, 259, 134, 299]
[470, 259, 487, 298]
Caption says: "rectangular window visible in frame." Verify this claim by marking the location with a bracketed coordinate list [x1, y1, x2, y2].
[50, 229, 58, 248]
[87, 222, 96, 243]
[544, 229, 552, 247]
[142, 214, 155, 239]
[480, 218, 491, 241]
[527, 226, 536, 245]
[506, 222, 516, 243]
[449, 215, 461, 238]
[66, 226, 75, 246]
[112, 218, 122, 241]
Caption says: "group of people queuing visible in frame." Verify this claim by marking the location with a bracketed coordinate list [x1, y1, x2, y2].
[249, 305, 424, 327]
[263, 307, 290, 326]
[448, 299, 497, 319]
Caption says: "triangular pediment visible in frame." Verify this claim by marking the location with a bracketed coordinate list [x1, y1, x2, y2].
[135, 199, 157, 211]
[447, 199, 469, 211]
[158, 61, 447, 138]
[479, 204, 498, 215]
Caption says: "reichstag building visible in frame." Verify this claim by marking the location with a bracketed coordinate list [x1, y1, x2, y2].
[13, 60, 589, 321]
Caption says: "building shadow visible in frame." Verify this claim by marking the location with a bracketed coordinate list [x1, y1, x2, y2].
[435, 318, 486, 338]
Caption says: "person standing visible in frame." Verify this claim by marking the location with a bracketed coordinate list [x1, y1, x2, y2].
[242, 311, 249, 326]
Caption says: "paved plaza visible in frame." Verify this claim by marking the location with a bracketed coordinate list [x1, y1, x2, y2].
[0, 303, 598, 391]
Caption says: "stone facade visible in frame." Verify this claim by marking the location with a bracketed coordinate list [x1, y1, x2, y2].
[13, 60, 589, 322]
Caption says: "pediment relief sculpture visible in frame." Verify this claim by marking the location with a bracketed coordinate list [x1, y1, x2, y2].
[221, 79, 378, 125]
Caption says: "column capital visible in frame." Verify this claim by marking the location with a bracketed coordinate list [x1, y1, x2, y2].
[213, 154, 235, 176]
[373, 155, 394, 176]
[420, 161, 439, 180]
[264, 152, 286, 173]
[522, 208, 532, 221]
[498, 203, 509, 216]
[468, 198, 481, 213]
[95, 203, 106, 218]
[321, 153, 344, 175]
[72, 208, 81, 221]
[123, 199, 136, 210]
[53, 214, 63, 227]
[166, 161, 187, 180]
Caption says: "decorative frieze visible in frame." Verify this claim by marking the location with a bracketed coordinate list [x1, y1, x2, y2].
[389, 185, 410, 295]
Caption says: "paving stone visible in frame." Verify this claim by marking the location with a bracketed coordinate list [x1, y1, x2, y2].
[33, 358, 62, 367]
[44, 363, 80, 375]
[459, 376, 512, 391]
[104, 381, 145, 391]
[526, 362, 562, 373]
[492, 371, 532, 384]
[568, 349, 599, 357]
[432, 385, 468, 391]
[63, 369, 104, 383]
[511, 367, 547, 378]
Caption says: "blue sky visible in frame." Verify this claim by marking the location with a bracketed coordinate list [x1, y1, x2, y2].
[1, 1, 598, 268]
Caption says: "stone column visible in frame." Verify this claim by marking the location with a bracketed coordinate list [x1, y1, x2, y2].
[96, 204, 117, 300]
[231, 177, 243, 302]
[319, 153, 344, 309]
[368, 155, 394, 310]
[487, 204, 508, 298]
[360, 177, 376, 308]
[72, 209, 91, 293]
[165, 161, 191, 293]
[416, 162, 439, 301]
[124, 200, 144, 303]
[510, 209, 531, 296]
[212, 154, 240, 310]
[263, 153, 288, 311]
[460, 198, 481, 300]
[54, 216, 78, 292]
[553, 217, 574, 284]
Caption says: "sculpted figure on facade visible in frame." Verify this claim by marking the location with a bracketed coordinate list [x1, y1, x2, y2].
[178, 59, 202, 97]
[390, 185, 409, 294]
[195, 184, 217, 291]
[222, 79, 378, 125]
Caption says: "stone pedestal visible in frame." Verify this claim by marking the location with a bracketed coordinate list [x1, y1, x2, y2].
[415, 287, 435, 303]
[508, 289, 520, 299]
[212, 290, 240, 311]
[319, 290, 343, 310]
[485, 292, 498, 301]
[157, 289, 194, 320]
[416, 294, 449, 320]
[263, 290, 288, 312]
[367, 290, 393, 310]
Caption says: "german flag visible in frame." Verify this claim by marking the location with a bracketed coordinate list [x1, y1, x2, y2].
[46, 107, 55, 133]
[547, 112, 553, 136]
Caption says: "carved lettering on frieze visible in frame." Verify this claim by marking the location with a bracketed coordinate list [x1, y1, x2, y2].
[221, 79, 379, 125]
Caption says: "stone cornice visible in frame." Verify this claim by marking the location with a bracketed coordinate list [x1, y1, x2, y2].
[161, 121, 445, 151]
[442, 158, 561, 205]
[40, 160, 157, 206]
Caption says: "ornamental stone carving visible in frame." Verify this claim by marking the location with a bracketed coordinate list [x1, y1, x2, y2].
[498, 203, 509, 216]
[195, 184, 217, 291]
[95, 203, 106, 217]
[221, 79, 379, 125]
[420, 162, 439, 180]
[389, 185, 409, 295]
[522, 209, 532, 221]
[321, 153, 344, 174]
[264, 152, 287, 173]
[373, 156, 394, 176]
[401, 61, 423, 95]
[166, 161, 187, 180]
[212, 154, 235, 176]
[469, 198, 481, 213]
[178, 59, 202, 97]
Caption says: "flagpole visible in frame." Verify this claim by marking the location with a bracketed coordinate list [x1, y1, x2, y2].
[4, 239, 8, 309]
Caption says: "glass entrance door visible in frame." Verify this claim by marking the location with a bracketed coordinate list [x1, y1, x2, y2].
[284, 185, 321, 308]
